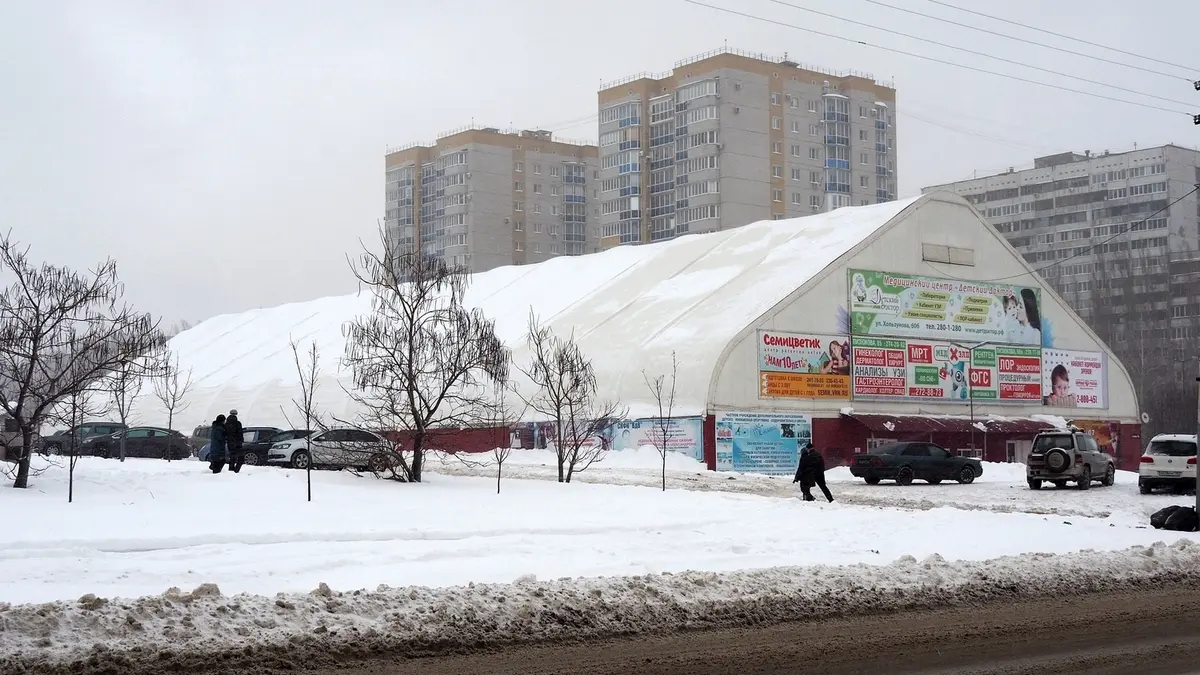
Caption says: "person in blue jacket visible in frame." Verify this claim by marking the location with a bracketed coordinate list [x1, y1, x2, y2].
[208, 414, 228, 473]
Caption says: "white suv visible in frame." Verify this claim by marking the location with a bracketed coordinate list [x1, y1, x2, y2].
[1138, 434, 1197, 495]
[267, 428, 397, 472]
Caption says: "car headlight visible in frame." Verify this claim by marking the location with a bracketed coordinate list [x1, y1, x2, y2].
[273, 443, 292, 450]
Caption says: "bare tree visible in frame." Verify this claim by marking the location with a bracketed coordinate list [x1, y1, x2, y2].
[342, 229, 509, 484]
[287, 337, 321, 501]
[642, 350, 679, 492]
[107, 359, 146, 462]
[0, 234, 165, 488]
[55, 383, 107, 503]
[516, 310, 626, 483]
[152, 352, 193, 461]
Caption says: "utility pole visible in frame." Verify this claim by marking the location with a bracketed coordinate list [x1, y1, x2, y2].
[1194, 362, 1198, 515]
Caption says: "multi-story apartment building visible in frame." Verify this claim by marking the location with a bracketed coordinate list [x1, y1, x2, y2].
[596, 48, 898, 248]
[384, 126, 599, 272]
[925, 145, 1200, 434]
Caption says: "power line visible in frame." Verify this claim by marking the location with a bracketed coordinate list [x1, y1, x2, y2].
[940, 186, 1200, 283]
[901, 108, 1061, 153]
[925, 0, 1198, 75]
[766, 0, 1194, 108]
[683, 1, 1192, 118]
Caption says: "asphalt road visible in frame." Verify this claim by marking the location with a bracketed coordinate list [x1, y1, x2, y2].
[325, 585, 1200, 675]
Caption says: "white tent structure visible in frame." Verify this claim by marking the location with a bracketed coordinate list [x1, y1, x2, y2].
[130, 197, 921, 431]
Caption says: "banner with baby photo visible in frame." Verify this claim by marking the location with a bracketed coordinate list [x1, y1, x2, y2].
[847, 269, 1044, 346]
[757, 330, 851, 400]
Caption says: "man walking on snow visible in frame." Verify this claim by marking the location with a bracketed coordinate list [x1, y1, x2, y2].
[793, 443, 834, 502]
[225, 409, 245, 473]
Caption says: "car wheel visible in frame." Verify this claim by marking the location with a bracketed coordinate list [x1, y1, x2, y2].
[1102, 464, 1115, 487]
[243, 451, 260, 466]
[864, 476, 881, 485]
[1077, 465, 1092, 490]
[367, 453, 391, 474]
[895, 466, 914, 486]
[1028, 478, 1043, 490]
[94, 445, 109, 459]
[290, 450, 310, 470]
[47, 443, 61, 455]
[926, 477, 943, 485]
[1053, 480, 1068, 489]
[1139, 481, 1152, 495]
[956, 466, 976, 485]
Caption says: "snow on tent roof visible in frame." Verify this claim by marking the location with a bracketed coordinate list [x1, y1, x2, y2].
[148, 197, 920, 429]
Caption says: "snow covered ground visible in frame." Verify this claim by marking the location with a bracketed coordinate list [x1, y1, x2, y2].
[1, 453, 1196, 608]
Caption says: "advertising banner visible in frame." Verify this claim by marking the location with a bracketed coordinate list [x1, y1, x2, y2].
[848, 269, 1044, 346]
[714, 411, 812, 476]
[967, 345, 1043, 402]
[757, 330, 851, 400]
[1042, 349, 1108, 408]
[851, 336, 975, 401]
[601, 417, 704, 461]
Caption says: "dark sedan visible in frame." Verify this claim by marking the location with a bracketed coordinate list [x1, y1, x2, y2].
[850, 442, 983, 486]
[78, 427, 191, 460]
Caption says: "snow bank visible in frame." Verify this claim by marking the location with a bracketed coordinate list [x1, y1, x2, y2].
[2, 540, 1198, 674]
[446, 447, 707, 472]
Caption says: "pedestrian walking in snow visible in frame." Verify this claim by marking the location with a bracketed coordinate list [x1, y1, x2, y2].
[793, 443, 834, 502]
[225, 409, 245, 473]
[208, 414, 228, 474]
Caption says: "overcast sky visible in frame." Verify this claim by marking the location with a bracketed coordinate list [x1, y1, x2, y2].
[1, 0, 1196, 325]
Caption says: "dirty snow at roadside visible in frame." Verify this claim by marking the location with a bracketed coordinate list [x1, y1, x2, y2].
[1, 456, 1196, 607]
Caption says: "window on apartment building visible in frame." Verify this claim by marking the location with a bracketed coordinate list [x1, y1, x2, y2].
[514, 221, 523, 231]
[809, 170, 819, 184]
[809, 147, 819, 160]
[791, 168, 802, 181]
[533, 163, 542, 174]
[534, 222, 542, 233]
[551, 205, 559, 215]
[861, 200, 870, 206]
[792, 192, 803, 204]
[860, 153, 868, 165]
[514, 161, 523, 172]
[859, 129, 868, 141]
[808, 124, 817, 136]
[772, 117, 781, 130]
[551, 243, 559, 255]
[860, 175, 869, 187]
[810, 195, 821, 208]
[551, 166, 560, 177]
[773, 141, 783, 154]
[791, 144, 801, 157]
[533, 183, 542, 194]
[771, 93, 780, 106]
[533, 204, 542, 214]
[773, 189, 783, 202]
[549, 224, 558, 236]
[807, 100, 817, 113]
[790, 120, 801, 133]
[773, 165, 783, 178]
[514, 241, 523, 252]
[514, 181, 524, 192]
[514, 201, 524, 212]
[551, 185, 559, 196]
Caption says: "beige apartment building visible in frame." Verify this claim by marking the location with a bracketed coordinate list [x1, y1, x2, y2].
[596, 48, 899, 248]
[384, 126, 599, 272]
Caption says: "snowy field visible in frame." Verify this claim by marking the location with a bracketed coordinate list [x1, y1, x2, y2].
[1, 452, 1196, 607]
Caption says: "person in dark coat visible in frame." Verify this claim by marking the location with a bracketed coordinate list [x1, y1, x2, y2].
[208, 414, 228, 474]
[793, 443, 834, 502]
[225, 409, 245, 473]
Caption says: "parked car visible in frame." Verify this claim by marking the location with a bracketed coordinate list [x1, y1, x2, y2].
[0, 413, 36, 462]
[267, 428, 395, 472]
[78, 426, 192, 460]
[1138, 434, 1197, 494]
[41, 422, 127, 454]
[191, 425, 212, 457]
[1027, 429, 1115, 490]
[850, 442, 983, 485]
[239, 427, 303, 466]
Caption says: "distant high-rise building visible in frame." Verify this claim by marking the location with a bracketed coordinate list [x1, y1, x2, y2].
[925, 144, 1200, 434]
[596, 47, 898, 248]
[384, 126, 599, 272]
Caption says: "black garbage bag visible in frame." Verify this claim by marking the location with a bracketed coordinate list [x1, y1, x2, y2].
[1163, 506, 1199, 532]
[1150, 505, 1183, 529]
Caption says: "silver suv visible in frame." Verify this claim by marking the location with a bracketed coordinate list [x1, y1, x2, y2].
[1027, 429, 1115, 490]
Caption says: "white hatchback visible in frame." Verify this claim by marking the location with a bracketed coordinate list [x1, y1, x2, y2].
[267, 427, 397, 472]
[1138, 434, 1197, 494]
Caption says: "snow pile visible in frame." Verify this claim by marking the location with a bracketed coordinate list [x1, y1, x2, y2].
[117, 198, 921, 428]
[443, 446, 707, 472]
[1031, 414, 1070, 429]
[2, 540, 1199, 673]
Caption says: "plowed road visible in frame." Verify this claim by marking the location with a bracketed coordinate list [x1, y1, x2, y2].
[326, 585, 1200, 675]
